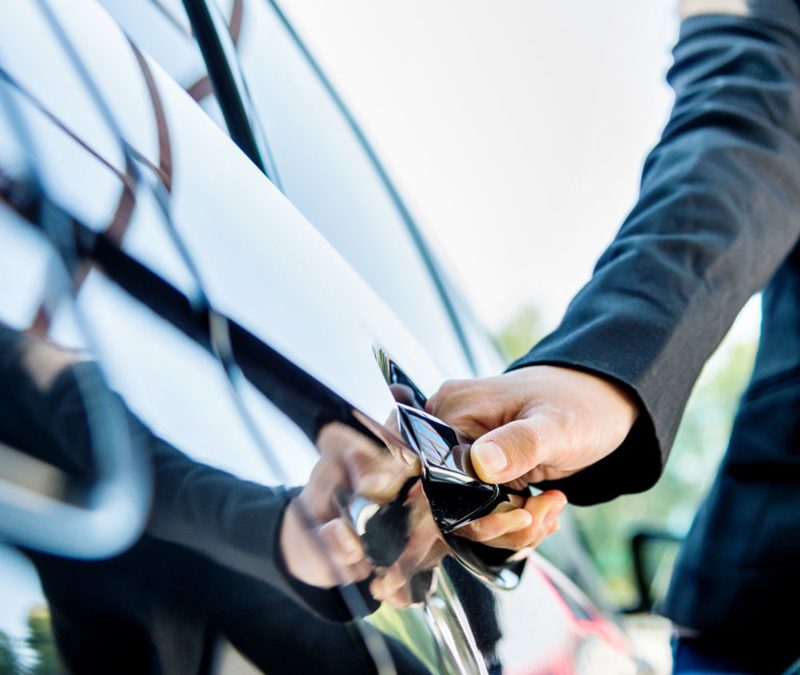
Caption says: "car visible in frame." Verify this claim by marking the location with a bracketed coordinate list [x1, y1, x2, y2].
[0, 1, 640, 673]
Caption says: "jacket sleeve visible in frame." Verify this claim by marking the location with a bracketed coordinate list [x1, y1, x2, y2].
[509, 0, 800, 504]
[126, 400, 375, 623]
[0, 328, 364, 622]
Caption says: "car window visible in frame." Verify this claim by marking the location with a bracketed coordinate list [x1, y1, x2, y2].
[99, 0, 475, 380]
[0, 1, 316, 487]
[97, 0, 230, 131]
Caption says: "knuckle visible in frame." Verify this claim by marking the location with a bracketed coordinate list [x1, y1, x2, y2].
[507, 527, 536, 550]
[475, 520, 502, 542]
[438, 378, 467, 396]
[525, 467, 550, 484]
[431, 379, 475, 412]
[519, 418, 546, 451]
[462, 520, 493, 543]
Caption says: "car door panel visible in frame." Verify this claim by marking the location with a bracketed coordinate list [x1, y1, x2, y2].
[0, 1, 638, 673]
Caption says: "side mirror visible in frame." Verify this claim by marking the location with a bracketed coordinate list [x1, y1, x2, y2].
[625, 529, 683, 614]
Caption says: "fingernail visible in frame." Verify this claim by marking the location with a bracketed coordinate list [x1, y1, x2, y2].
[472, 441, 507, 477]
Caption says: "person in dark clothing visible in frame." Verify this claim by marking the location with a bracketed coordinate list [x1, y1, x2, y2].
[427, 1, 800, 673]
[29, 536, 429, 675]
[0, 325, 430, 674]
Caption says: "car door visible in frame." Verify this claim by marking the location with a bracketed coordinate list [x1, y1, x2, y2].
[0, 3, 489, 673]
[0, 1, 638, 673]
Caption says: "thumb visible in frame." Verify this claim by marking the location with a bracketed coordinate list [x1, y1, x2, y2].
[470, 418, 549, 484]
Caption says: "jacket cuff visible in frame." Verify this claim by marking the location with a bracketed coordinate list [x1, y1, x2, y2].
[272, 490, 380, 622]
[506, 353, 663, 505]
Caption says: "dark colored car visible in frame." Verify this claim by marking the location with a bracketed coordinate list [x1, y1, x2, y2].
[0, 1, 638, 673]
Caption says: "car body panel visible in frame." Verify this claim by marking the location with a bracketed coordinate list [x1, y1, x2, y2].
[0, 1, 637, 673]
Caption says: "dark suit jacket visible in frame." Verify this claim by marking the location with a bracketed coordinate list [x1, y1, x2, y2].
[511, 0, 800, 663]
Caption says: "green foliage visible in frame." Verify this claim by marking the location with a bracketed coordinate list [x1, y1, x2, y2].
[494, 305, 544, 363]
[0, 631, 22, 675]
[367, 604, 439, 673]
[25, 607, 58, 675]
[571, 337, 757, 605]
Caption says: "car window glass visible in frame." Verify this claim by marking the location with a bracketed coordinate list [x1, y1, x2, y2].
[99, 0, 473, 377]
[98, 0, 229, 130]
[232, 0, 471, 375]
[0, 4, 280, 484]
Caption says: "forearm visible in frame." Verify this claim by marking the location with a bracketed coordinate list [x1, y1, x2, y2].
[136, 419, 366, 621]
[512, 5, 800, 502]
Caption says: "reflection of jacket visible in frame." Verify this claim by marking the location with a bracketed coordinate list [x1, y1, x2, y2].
[0, 327, 430, 673]
[512, 0, 800, 663]
[0, 326, 310, 614]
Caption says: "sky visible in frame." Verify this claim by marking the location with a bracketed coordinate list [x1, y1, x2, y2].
[282, 0, 685, 333]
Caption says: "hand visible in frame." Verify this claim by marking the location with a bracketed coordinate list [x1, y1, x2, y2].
[427, 365, 639, 487]
[18, 333, 82, 391]
[279, 422, 420, 589]
[368, 480, 448, 608]
[453, 490, 567, 553]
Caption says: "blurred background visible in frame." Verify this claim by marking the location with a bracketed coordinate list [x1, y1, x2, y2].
[281, 0, 761, 607]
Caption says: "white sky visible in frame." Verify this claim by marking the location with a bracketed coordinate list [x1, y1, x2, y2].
[283, 0, 683, 332]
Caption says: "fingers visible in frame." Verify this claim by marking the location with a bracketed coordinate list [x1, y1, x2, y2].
[470, 416, 554, 484]
[454, 491, 567, 552]
[280, 501, 373, 588]
[316, 519, 373, 585]
[427, 379, 504, 439]
[316, 423, 419, 503]
[370, 490, 569, 606]
[428, 378, 544, 484]
[454, 502, 533, 543]
[428, 367, 641, 486]
[369, 538, 447, 609]
[369, 483, 448, 608]
[294, 421, 427, 590]
[428, 377, 558, 484]
[317, 519, 365, 568]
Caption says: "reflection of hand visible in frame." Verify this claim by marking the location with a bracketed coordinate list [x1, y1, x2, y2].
[18, 334, 82, 391]
[368, 480, 448, 608]
[279, 422, 420, 589]
[426, 365, 639, 552]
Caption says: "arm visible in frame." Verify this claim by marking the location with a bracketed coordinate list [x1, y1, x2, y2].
[430, 1, 800, 505]
[136, 420, 375, 621]
[0, 328, 385, 620]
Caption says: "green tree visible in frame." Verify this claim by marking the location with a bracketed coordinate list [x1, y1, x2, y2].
[26, 607, 58, 675]
[0, 630, 22, 675]
[570, 336, 757, 604]
[494, 305, 543, 363]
